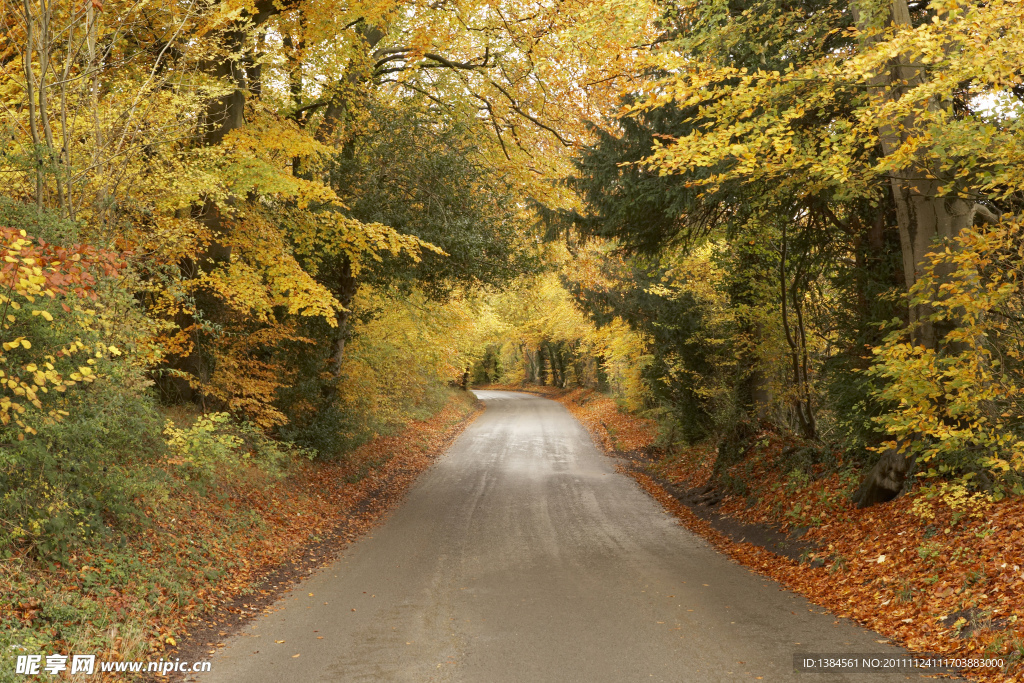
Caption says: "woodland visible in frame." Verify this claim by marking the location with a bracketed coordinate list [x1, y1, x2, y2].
[2, 0, 1024, 676]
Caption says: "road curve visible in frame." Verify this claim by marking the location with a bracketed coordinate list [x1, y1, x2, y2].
[195, 391, 928, 682]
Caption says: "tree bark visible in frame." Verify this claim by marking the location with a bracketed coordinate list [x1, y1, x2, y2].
[329, 255, 358, 376]
[779, 224, 816, 440]
[852, 0, 973, 504]
[855, 0, 974, 350]
[852, 444, 917, 507]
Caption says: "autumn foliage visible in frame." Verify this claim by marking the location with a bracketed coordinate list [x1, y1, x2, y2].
[2, 0, 1024, 677]
[0, 226, 126, 433]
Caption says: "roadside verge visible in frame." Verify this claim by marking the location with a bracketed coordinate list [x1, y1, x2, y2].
[1, 392, 483, 683]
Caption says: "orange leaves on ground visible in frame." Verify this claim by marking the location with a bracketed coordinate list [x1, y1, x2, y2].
[556, 388, 657, 453]
[651, 442, 717, 490]
[628, 466, 1023, 681]
[639, 433, 1024, 681]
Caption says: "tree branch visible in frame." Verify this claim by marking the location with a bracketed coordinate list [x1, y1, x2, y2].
[484, 79, 572, 147]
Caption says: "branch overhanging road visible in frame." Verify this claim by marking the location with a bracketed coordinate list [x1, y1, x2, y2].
[196, 391, 937, 682]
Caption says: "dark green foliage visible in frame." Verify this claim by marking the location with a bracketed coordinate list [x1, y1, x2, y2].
[566, 256, 722, 442]
[541, 102, 723, 255]
[548, 0, 908, 464]
[471, 346, 502, 384]
[0, 204, 166, 561]
[277, 392, 373, 460]
[0, 370, 167, 564]
[0, 197, 80, 246]
[810, 202, 907, 455]
[271, 315, 371, 458]
[331, 105, 539, 298]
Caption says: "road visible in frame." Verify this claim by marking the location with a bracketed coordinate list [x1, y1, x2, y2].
[196, 391, 932, 682]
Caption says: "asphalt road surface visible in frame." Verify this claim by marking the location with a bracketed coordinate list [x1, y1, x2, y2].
[196, 391, 937, 682]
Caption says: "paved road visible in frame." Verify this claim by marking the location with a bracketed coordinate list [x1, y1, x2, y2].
[196, 391, 932, 682]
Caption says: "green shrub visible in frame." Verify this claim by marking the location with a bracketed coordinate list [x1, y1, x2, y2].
[164, 412, 311, 480]
[0, 197, 81, 246]
[0, 368, 167, 563]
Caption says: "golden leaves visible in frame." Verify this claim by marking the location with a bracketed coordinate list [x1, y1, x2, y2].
[0, 228, 126, 435]
[868, 220, 1024, 492]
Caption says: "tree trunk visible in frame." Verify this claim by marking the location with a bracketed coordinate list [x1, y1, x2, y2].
[855, 0, 974, 350]
[779, 224, 816, 440]
[852, 0, 973, 504]
[523, 345, 535, 384]
[546, 341, 563, 388]
[329, 255, 358, 376]
[852, 444, 917, 507]
[730, 236, 773, 420]
[556, 344, 567, 388]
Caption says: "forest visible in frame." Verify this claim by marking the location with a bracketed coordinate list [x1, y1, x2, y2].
[2, 0, 1024, 677]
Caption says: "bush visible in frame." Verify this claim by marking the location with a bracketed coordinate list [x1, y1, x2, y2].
[0, 197, 81, 246]
[164, 412, 311, 481]
[867, 222, 1024, 498]
[0, 366, 167, 563]
[0, 218, 166, 562]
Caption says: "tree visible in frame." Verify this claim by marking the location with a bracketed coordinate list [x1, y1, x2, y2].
[622, 0, 1024, 502]
[642, 0, 1024, 344]
[159, 0, 661, 410]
